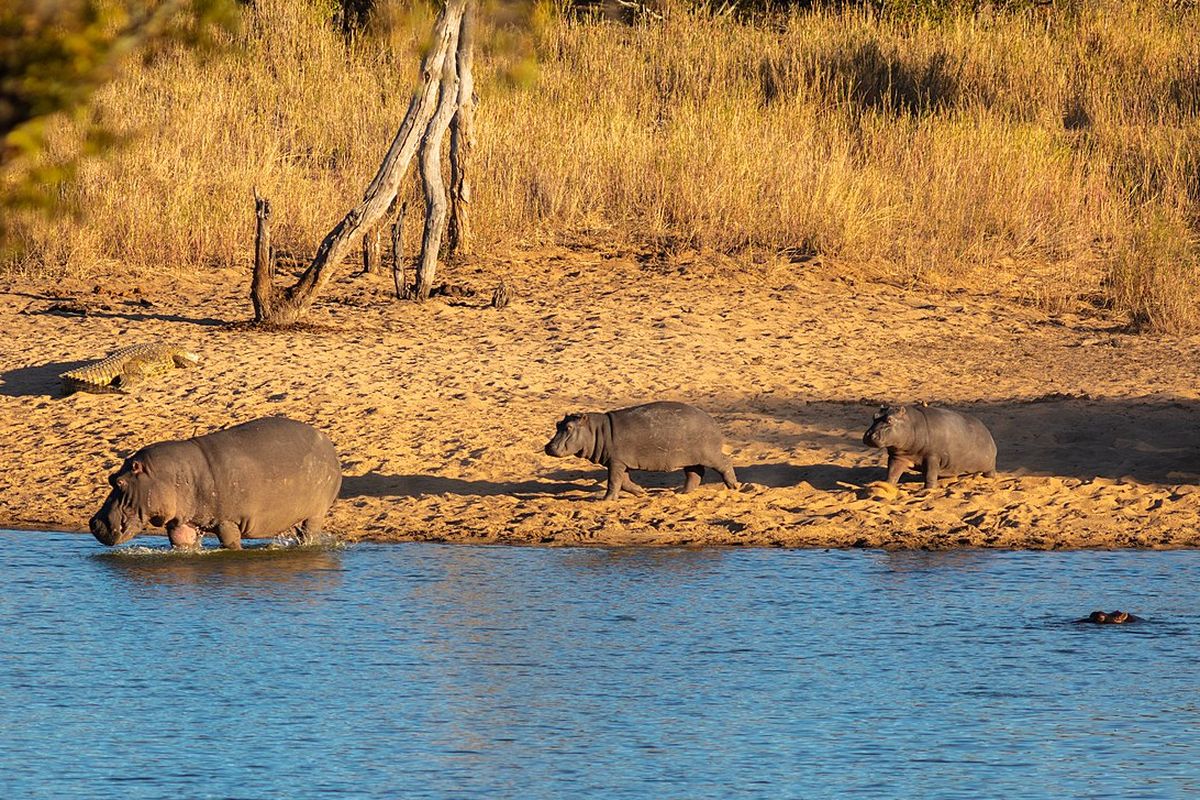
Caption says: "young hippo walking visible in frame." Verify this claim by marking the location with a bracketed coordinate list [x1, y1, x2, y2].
[862, 404, 997, 489]
[544, 401, 739, 500]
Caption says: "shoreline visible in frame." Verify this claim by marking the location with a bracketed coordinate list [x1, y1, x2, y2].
[7, 524, 1200, 553]
[4, 244, 1200, 550]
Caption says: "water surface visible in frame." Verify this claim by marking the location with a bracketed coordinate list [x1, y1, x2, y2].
[2, 531, 1197, 798]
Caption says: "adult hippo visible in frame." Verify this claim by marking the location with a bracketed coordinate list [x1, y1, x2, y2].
[90, 416, 341, 550]
[862, 404, 997, 489]
[544, 401, 739, 500]
[1074, 610, 1144, 625]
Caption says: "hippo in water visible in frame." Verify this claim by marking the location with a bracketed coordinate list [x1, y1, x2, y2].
[90, 416, 342, 550]
[862, 404, 997, 489]
[544, 401, 739, 500]
[1074, 610, 1143, 625]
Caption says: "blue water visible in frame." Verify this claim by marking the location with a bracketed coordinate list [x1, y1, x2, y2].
[1, 531, 1198, 799]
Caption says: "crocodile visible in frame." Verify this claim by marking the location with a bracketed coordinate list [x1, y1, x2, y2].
[60, 343, 200, 395]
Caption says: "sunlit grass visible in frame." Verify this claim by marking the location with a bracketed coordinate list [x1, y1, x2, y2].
[5, 0, 1199, 330]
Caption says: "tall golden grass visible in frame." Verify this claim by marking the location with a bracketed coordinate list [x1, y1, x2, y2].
[6, 1, 1199, 330]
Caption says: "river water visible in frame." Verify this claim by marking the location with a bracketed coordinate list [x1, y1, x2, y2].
[1, 530, 1197, 798]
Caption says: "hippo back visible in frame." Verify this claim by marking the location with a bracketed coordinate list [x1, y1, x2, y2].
[913, 406, 997, 475]
[193, 416, 342, 538]
[608, 401, 725, 472]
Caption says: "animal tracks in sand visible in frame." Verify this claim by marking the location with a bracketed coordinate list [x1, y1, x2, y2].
[3, 247, 1200, 548]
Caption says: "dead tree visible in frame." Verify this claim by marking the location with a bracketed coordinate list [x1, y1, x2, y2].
[250, 0, 473, 325]
[391, 201, 407, 299]
[250, 189, 273, 322]
[446, 0, 475, 258]
[414, 28, 460, 299]
[361, 228, 381, 275]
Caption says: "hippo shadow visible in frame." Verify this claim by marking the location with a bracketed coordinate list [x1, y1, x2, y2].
[341, 470, 600, 500]
[738, 463, 880, 490]
[0, 360, 91, 398]
[703, 393, 1200, 484]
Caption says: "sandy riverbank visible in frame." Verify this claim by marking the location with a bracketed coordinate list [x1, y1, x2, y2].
[4, 242, 1200, 549]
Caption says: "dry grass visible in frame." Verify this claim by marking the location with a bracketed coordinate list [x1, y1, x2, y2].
[5, 0, 1200, 329]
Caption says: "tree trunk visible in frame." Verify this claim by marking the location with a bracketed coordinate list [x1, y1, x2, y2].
[392, 201, 407, 300]
[414, 29, 461, 301]
[255, 0, 467, 326]
[361, 228, 380, 274]
[250, 190, 274, 323]
[447, 1, 475, 258]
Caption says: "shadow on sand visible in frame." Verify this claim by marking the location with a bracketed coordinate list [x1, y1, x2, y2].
[341, 470, 600, 500]
[704, 393, 1200, 484]
[79, 309, 228, 327]
[0, 360, 91, 398]
[344, 394, 1200, 502]
[738, 463, 879, 490]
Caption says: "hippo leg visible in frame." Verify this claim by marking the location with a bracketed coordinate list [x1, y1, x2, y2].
[604, 463, 627, 501]
[885, 455, 911, 485]
[984, 469, 997, 478]
[923, 458, 940, 490]
[713, 459, 739, 490]
[681, 465, 705, 493]
[216, 521, 243, 550]
[622, 475, 646, 496]
[300, 514, 330, 545]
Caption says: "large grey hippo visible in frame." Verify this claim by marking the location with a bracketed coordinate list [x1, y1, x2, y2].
[862, 404, 997, 489]
[544, 401, 739, 500]
[90, 416, 341, 549]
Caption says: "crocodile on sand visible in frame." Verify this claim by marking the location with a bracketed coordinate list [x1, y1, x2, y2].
[60, 343, 200, 395]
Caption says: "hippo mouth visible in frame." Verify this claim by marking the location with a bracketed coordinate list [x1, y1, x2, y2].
[89, 501, 146, 546]
[89, 516, 137, 546]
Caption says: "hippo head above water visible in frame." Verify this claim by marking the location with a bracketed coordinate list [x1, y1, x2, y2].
[90, 456, 179, 546]
[1077, 610, 1140, 624]
[544, 414, 591, 459]
[863, 406, 908, 449]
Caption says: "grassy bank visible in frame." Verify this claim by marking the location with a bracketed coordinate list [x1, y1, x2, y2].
[5, 0, 1199, 329]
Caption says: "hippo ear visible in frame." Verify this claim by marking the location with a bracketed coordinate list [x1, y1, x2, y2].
[892, 406, 908, 418]
[130, 459, 144, 474]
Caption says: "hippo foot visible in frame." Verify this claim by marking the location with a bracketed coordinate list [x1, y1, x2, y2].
[168, 523, 202, 550]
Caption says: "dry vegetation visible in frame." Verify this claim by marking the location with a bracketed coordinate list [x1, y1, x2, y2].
[5, 0, 1200, 329]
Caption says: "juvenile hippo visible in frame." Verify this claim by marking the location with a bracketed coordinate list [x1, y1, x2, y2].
[862, 404, 997, 489]
[90, 416, 341, 550]
[544, 401, 739, 500]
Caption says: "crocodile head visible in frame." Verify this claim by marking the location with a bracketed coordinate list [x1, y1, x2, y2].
[171, 351, 201, 369]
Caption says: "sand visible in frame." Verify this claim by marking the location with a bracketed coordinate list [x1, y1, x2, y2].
[3, 240, 1200, 549]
